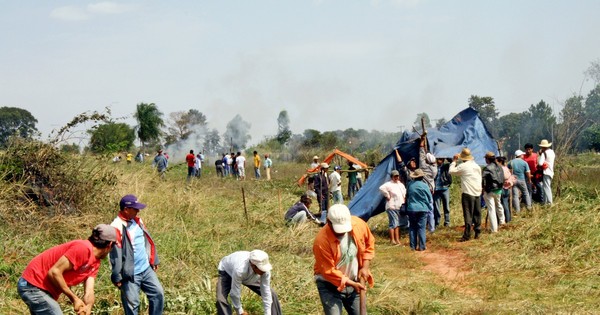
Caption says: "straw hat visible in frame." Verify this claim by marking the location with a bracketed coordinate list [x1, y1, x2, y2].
[538, 139, 552, 148]
[458, 148, 474, 161]
[410, 168, 425, 179]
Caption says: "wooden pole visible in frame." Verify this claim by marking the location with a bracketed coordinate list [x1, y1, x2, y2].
[278, 190, 282, 213]
[359, 278, 367, 315]
[242, 187, 248, 223]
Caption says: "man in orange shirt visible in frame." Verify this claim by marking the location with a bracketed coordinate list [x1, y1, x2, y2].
[313, 204, 375, 315]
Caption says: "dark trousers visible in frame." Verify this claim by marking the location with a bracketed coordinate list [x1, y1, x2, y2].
[461, 193, 481, 239]
[216, 270, 282, 315]
[501, 188, 511, 223]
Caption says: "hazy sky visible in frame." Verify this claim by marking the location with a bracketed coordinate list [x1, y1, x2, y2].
[1, 0, 599, 146]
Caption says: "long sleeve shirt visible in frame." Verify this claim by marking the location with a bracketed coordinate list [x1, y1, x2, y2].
[449, 160, 482, 197]
[218, 251, 273, 315]
[379, 180, 406, 210]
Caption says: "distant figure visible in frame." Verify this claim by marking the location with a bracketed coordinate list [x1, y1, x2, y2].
[253, 151, 261, 179]
[264, 154, 272, 180]
[135, 151, 144, 163]
[17, 225, 117, 315]
[449, 148, 482, 242]
[314, 163, 330, 222]
[497, 156, 514, 223]
[329, 166, 343, 204]
[153, 150, 168, 180]
[186, 150, 196, 183]
[284, 194, 321, 225]
[231, 152, 238, 178]
[215, 154, 225, 177]
[113, 155, 122, 163]
[310, 155, 320, 170]
[433, 157, 452, 227]
[509, 150, 532, 213]
[406, 169, 433, 251]
[216, 250, 282, 315]
[379, 169, 407, 245]
[126, 153, 133, 164]
[353, 164, 363, 190]
[306, 177, 318, 199]
[236, 152, 246, 180]
[537, 139, 555, 205]
[482, 152, 505, 233]
[346, 161, 358, 199]
[522, 143, 541, 202]
[195, 153, 202, 178]
[224, 153, 232, 176]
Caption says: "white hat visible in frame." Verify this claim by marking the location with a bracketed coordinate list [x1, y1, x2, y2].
[249, 250, 272, 272]
[426, 153, 436, 164]
[515, 150, 525, 157]
[320, 162, 329, 169]
[313, 155, 319, 160]
[538, 139, 552, 148]
[327, 204, 352, 233]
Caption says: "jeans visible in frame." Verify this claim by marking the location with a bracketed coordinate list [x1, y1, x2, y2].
[288, 211, 308, 224]
[216, 271, 282, 315]
[433, 189, 450, 226]
[120, 266, 164, 315]
[254, 167, 261, 179]
[461, 193, 481, 240]
[501, 188, 511, 223]
[17, 277, 63, 314]
[332, 190, 343, 204]
[542, 175, 553, 205]
[347, 182, 357, 199]
[316, 279, 360, 315]
[483, 192, 504, 232]
[408, 211, 428, 250]
[512, 179, 531, 213]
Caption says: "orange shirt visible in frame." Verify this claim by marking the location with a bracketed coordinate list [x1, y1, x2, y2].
[313, 216, 375, 291]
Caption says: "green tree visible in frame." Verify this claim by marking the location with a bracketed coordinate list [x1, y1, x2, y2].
[584, 59, 600, 85]
[204, 128, 221, 153]
[468, 95, 499, 136]
[521, 100, 556, 147]
[496, 112, 527, 155]
[276, 110, 292, 145]
[134, 103, 164, 149]
[0, 107, 38, 147]
[581, 124, 600, 151]
[60, 143, 81, 154]
[413, 112, 432, 131]
[88, 122, 135, 154]
[223, 114, 251, 151]
[302, 129, 322, 148]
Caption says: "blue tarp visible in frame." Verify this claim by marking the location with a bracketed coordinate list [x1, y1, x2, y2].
[348, 107, 498, 221]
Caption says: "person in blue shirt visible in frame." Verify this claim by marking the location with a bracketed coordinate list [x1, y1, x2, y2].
[508, 150, 532, 213]
[406, 169, 434, 251]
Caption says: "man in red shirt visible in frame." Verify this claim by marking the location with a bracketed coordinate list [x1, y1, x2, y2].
[185, 149, 196, 183]
[522, 143, 540, 202]
[17, 224, 117, 315]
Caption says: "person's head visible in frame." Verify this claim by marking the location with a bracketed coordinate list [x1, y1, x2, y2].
[189, 149, 194, 154]
[313, 155, 319, 162]
[426, 153, 436, 165]
[320, 163, 329, 172]
[410, 168, 425, 181]
[515, 150, 525, 158]
[88, 224, 118, 259]
[484, 152, 496, 164]
[119, 194, 147, 220]
[436, 157, 445, 166]
[458, 148, 474, 161]
[327, 204, 352, 235]
[249, 250, 272, 275]
[538, 139, 552, 151]
[524, 143, 534, 154]
[264, 154, 269, 158]
[253, 151, 258, 155]
[300, 194, 312, 207]
[408, 157, 417, 170]
[391, 170, 400, 182]
[236, 152, 241, 156]
[496, 156, 507, 165]
[334, 165, 342, 173]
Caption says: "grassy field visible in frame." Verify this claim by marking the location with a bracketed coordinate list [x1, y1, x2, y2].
[1, 154, 600, 314]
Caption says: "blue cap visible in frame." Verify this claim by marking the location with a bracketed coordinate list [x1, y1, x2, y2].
[334, 165, 342, 171]
[119, 194, 147, 210]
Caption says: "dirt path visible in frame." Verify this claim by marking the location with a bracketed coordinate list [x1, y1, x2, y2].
[417, 247, 477, 295]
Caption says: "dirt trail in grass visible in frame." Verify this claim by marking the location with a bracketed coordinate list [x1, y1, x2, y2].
[417, 247, 477, 295]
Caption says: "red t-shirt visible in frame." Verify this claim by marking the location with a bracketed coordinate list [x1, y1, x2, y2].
[186, 153, 195, 167]
[522, 153, 538, 174]
[22, 240, 101, 300]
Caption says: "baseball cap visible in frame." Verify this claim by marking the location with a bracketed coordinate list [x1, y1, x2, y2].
[334, 165, 341, 171]
[515, 150, 525, 157]
[249, 250, 272, 272]
[119, 194, 147, 210]
[391, 170, 400, 177]
[327, 204, 352, 234]
[93, 224, 117, 242]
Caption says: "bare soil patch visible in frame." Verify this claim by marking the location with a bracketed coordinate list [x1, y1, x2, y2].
[417, 248, 477, 295]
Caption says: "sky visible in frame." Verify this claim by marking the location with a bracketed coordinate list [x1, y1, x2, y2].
[1, 0, 599, 148]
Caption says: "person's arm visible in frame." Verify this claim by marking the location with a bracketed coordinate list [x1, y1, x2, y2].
[80, 277, 95, 315]
[47, 256, 85, 313]
[395, 149, 402, 163]
[259, 273, 273, 315]
[379, 183, 390, 200]
[229, 272, 245, 315]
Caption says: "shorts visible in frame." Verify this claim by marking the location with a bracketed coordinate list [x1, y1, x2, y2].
[387, 209, 401, 229]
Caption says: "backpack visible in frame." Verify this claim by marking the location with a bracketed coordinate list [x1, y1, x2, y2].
[485, 163, 505, 192]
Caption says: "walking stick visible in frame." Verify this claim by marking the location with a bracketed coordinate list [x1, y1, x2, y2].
[359, 277, 367, 315]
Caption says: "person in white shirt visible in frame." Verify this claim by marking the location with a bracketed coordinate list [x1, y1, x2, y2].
[216, 250, 281, 315]
[379, 170, 407, 245]
[537, 139, 556, 205]
[449, 148, 482, 242]
[235, 152, 246, 180]
[329, 166, 343, 204]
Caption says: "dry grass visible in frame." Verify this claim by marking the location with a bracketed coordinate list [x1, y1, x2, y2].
[2, 154, 600, 314]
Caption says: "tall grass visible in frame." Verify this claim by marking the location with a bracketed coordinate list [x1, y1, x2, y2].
[1, 154, 600, 314]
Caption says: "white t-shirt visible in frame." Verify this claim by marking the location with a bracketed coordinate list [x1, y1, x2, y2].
[329, 171, 342, 192]
[236, 156, 246, 168]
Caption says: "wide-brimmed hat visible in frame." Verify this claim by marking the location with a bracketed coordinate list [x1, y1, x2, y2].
[249, 250, 272, 272]
[538, 139, 552, 148]
[485, 151, 496, 159]
[320, 162, 329, 169]
[410, 168, 425, 179]
[327, 204, 352, 233]
[459, 148, 474, 161]
[313, 155, 319, 160]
